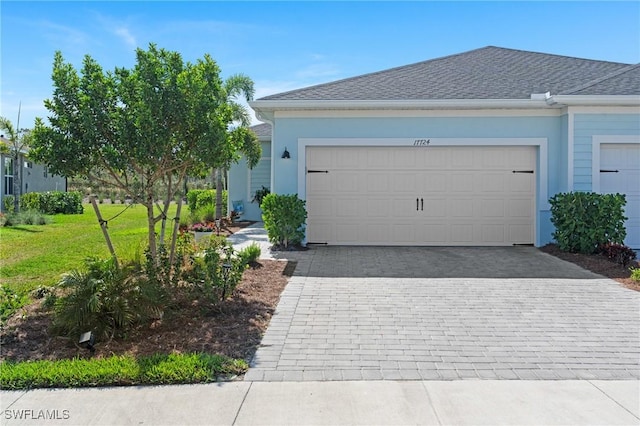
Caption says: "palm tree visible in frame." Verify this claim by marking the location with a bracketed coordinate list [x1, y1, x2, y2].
[214, 74, 261, 220]
[0, 112, 31, 213]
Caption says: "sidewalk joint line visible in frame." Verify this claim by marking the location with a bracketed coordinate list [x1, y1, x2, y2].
[587, 379, 640, 420]
[232, 381, 253, 425]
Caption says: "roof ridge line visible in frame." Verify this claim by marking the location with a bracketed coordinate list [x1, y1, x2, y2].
[560, 63, 640, 95]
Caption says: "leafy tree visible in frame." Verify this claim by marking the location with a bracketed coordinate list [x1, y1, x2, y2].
[0, 113, 32, 213]
[30, 44, 260, 263]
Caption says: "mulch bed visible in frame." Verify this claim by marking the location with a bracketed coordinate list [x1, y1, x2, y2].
[539, 244, 640, 292]
[0, 222, 294, 364]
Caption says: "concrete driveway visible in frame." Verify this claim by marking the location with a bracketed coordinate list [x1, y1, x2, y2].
[246, 247, 640, 381]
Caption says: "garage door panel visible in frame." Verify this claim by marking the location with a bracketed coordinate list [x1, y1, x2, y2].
[600, 144, 640, 248]
[421, 173, 447, 193]
[481, 199, 505, 217]
[507, 199, 534, 217]
[450, 174, 475, 192]
[423, 199, 447, 217]
[423, 150, 450, 168]
[509, 224, 534, 244]
[391, 173, 420, 192]
[366, 173, 390, 192]
[449, 199, 475, 217]
[451, 225, 474, 243]
[481, 174, 506, 192]
[482, 225, 505, 243]
[365, 198, 391, 217]
[306, 146, 535, 245]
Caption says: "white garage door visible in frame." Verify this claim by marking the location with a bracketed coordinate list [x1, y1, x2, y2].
[600, 144, 640, 249]
[306, 146, 536, 246]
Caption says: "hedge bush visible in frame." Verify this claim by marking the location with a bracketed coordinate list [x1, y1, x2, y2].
[20, 191, 83, 214]
[261, 193, 307, 249]
[549, 191, 627, 254]
[186, 189, 227, 216]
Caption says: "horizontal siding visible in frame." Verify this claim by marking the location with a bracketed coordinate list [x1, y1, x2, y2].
[249, 159, 271, 196]
[573, 113, 640, 192]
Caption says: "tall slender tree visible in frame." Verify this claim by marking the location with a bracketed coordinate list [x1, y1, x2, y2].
[0, 109, 31, 213]
[214, 74, 260, 220]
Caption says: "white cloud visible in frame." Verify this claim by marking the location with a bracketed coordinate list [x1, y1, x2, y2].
[38, 20, 89, 48]
[114, 26, 137, 49]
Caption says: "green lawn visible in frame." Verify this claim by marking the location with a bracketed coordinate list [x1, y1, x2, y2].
[0, 203, 177, 294]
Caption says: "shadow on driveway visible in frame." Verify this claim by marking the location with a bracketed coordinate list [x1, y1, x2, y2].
[297, 246, 602, 279]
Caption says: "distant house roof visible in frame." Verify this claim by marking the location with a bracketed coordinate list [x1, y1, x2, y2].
[250, 123, 271, 140]
[258, 46, 636, 101]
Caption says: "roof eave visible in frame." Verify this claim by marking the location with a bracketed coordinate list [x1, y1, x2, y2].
[548, 95, 640, 106]
[249, 99, 558, 117]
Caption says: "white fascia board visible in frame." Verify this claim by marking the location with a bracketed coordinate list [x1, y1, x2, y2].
[549, 95, 640, 106]
[249, 98, 555, 112]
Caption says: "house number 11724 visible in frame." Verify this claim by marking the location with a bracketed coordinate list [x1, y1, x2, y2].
[413, 139, 431, 146]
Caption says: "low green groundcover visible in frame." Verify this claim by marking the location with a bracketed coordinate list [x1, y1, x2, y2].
[0, 353, 247, 390]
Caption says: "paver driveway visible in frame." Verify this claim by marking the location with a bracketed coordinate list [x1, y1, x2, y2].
[246, 247, 640, 381]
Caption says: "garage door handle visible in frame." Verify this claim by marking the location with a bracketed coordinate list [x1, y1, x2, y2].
[416, 198, 419, 211]
[421, 198, 424, 211]
[600, 169, 619, 173]
[512, 170, 534, 174]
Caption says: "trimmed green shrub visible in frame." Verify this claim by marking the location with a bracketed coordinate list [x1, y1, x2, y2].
[549, 192, 627, 254]
[0, 353, 248, 390]
[261, 193, 307, 249]
[630, 267, 640, 282]
[186, 189, 227, 215]
[20, 191, 83, 215]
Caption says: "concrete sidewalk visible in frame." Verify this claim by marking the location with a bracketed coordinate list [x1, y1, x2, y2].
[2, 380, 639, 425]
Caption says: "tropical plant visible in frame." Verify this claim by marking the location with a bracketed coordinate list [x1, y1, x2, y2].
[51, 256, 166, 340]
[237, 243, 261, 265]
[261, 193, 307, 249]
[252, 186, 270, 206]
[213, 74, 262, 220]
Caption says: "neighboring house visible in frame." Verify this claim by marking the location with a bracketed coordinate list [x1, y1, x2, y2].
[229, 46, 640, 248]
[0, 135, 67, 212]
[229, 123, 272, 221]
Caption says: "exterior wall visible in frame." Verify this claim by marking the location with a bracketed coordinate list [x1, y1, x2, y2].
[270, 113, 565, 247]
[228, 141, 271, 221]
[24, 162, 66, 193]
[0, 153, 67, 212]
[572, 112, 640, 192]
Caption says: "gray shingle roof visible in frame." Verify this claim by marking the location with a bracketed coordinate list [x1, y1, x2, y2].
[259, 46, 634, 101]
[250, 123, 271, 140]
[560, 64, 640, 95]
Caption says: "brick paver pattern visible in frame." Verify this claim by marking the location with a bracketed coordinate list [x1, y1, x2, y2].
[245, 247, 640, 381]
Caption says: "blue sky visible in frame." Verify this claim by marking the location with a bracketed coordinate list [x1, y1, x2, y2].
[1, 1, 639, 128]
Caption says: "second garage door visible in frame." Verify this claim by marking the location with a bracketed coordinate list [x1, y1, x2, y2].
[306, 146, 536, 246]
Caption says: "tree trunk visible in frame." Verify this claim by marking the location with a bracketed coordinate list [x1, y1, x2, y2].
[146, 194, 158, 262]
[215, 168, 223, 219]
[169, 199, 182, 266]
[13, 153, 20, 213]
[90, 196, 118, 265]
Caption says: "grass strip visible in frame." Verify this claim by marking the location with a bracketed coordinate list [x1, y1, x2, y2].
[0, 353, 248, 390]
